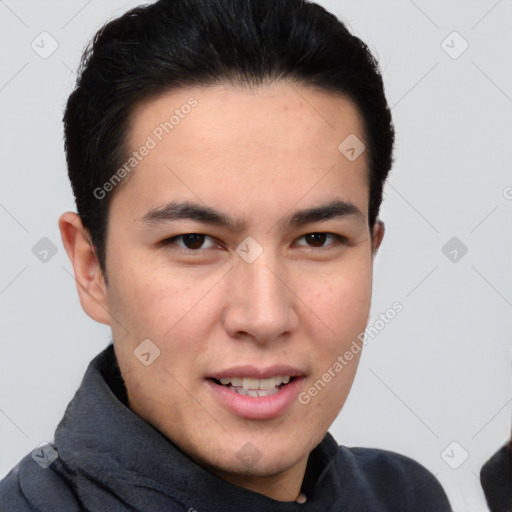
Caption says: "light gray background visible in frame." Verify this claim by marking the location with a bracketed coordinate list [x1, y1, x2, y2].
[1, 1, 511, 510]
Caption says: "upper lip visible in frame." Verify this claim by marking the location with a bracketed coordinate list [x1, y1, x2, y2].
[207, 365, 306, 380]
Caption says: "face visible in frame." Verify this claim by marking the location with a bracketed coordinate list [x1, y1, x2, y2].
[62, 81, 384, 499]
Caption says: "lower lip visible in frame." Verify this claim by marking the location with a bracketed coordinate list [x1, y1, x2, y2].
[206, 378, 304, 420]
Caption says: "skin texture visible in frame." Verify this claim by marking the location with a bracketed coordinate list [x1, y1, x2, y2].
[59, 81, 385, 502]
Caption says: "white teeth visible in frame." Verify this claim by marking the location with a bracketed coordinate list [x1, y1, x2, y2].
[231, 377, 243, 387]
[256, 388, 279, 397]
[233, 387, 281, 397]
[217, 375, 292, 390]
[258, 378, 277, 390]
[242, 377, 260, 389]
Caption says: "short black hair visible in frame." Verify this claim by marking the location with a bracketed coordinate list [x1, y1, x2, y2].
[63, 0, 395, 277]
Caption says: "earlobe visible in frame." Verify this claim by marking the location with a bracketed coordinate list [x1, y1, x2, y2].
[371, 219, 385, 255]
[58, 212, 112, 325]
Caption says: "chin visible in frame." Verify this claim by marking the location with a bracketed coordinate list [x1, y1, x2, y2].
[198, 440, 306, 478]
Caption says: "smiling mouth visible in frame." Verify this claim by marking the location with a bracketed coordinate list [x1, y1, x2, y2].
[209, 376, 297, 397]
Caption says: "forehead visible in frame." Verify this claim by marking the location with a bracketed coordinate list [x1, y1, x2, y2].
[112, 81, 370, 222]
[129, 81, 366, 157]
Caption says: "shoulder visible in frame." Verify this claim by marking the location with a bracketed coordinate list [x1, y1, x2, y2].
[0, 450, 82, 511]
[335, 445, 452, 510]
[480, 443, 512, 511]
[341, 445, 438, 485]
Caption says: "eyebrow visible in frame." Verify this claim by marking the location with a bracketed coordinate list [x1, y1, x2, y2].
[139, 199, 364, 232]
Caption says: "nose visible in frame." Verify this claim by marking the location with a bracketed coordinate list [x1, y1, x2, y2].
[222, 250, 298, 345]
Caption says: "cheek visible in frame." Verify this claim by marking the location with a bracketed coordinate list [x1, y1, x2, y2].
[106, 255, 200, 333]
[106, 258, 221, 378]
[302, 258, 373, 339]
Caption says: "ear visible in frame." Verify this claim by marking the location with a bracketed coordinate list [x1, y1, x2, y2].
[58, 212, 111, 325]
[371, 219, 385, 256]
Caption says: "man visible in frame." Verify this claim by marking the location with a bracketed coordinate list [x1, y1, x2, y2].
[0, 0, 453, 510]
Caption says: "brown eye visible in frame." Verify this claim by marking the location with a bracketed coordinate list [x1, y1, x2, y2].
[162, 233, 217, 251]
[181, 233, 206, 249]
[295, 233, 345, 250]
[304, 233, 328, 247]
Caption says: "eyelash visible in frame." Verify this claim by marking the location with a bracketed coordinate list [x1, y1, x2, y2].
[160, 232, 347, 255]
